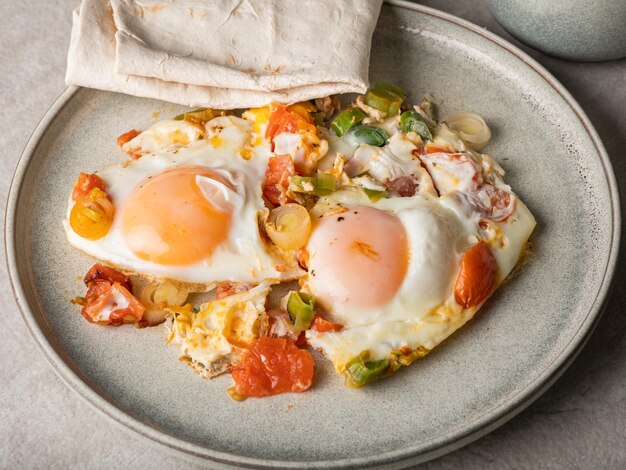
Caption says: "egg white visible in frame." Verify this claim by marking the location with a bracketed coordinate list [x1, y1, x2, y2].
[305, 186, 535, 371]
[121, 119, 205, 157]
[64, 116, 303, 287]
[307, 190, 471, 327]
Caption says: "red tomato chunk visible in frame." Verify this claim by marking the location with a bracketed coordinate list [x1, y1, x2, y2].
[310, 315, 343, 333]
[116, 129, 141, 147]
[454, 241, 497, 308]
[71, 173, 106, 201]
[80, 263, 144, 326]
[81, 281, 144, 325]
[232, 336, 314, 398]
[262, 154, 295, 206]
[83, 263, 131, 291]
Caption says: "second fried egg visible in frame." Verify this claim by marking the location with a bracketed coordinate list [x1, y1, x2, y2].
[304, 188, 535, 370]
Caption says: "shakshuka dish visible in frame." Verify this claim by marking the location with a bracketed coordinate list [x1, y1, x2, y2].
[64, 82, 535, 399]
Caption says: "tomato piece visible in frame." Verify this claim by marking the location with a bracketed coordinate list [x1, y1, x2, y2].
[454, 241, 497, 308]
[116, 129, 141, 147]
[108, 282, 145, 324]
[69, 187, 114, 240]
[71, 173, 106, 201]
[294, 332, 308, 347]
[79, 264, 144, 326]
[232, 336, 314, 398]
[81, 281, 112, 324]
[81, 281, 144, 325]
[425, 145, 450, 154]
[265, 104, 301, 142]
[215, 281, 253, 300]
[265, 103, 316, 151]
[262, 154, 295, 206]
[311, 315, 343, 333]
[83, 263, 131, 291]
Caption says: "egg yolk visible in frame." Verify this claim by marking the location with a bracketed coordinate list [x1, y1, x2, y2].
[307, 206, 408, 310]
[121, 166, 231, 265]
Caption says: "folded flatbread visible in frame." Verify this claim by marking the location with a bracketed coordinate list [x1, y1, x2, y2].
[66, 0, 382, 108]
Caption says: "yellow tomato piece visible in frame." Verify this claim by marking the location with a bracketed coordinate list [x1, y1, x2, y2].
[287, 102, 315, 122]
[69, 188, 114, 240]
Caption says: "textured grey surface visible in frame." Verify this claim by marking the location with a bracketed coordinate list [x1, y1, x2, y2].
[1, 1, 625, 469]
[485, 0, 626, 61]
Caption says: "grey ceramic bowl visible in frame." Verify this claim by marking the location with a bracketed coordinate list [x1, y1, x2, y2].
[486, 0, 626, 61]
[5, 0, 620, 468]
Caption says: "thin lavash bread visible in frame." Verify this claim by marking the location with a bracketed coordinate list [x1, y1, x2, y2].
[66, 0, 383, 109]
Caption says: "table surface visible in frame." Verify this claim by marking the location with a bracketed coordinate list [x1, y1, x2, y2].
[2, 1, 625, 468]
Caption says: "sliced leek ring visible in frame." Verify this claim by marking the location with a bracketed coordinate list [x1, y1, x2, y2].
[265, 203, 312, 250]
[443, 112, 492, 151]
[139, 282, 189, 326]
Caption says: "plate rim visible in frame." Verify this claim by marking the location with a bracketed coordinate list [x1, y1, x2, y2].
[5, 1, 621, 467]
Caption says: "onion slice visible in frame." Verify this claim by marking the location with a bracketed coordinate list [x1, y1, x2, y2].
[265, 203, 312, 250]
[139, 281, 189, 326]
[442, 112, 492, 151]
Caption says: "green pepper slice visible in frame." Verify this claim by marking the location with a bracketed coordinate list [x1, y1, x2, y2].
[361, 187, 388, 202]
[364, 88, 403, 115]
[331, 108, 367, 136]
[348, 125, 389, 147]
[313, 173, 337, 195]
[373, 81, 406, 99]
[344, 353, 390, 388]
[287, 291, 315, 332]
[400, 111, 433, 141]
[291, 173, 337, 196]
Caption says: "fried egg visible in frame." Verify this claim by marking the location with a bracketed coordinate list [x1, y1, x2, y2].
[305, 156, 535, 373]
[64, 116, 302, 288]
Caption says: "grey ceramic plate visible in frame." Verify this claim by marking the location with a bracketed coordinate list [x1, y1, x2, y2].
[5, 1, 619, 468]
